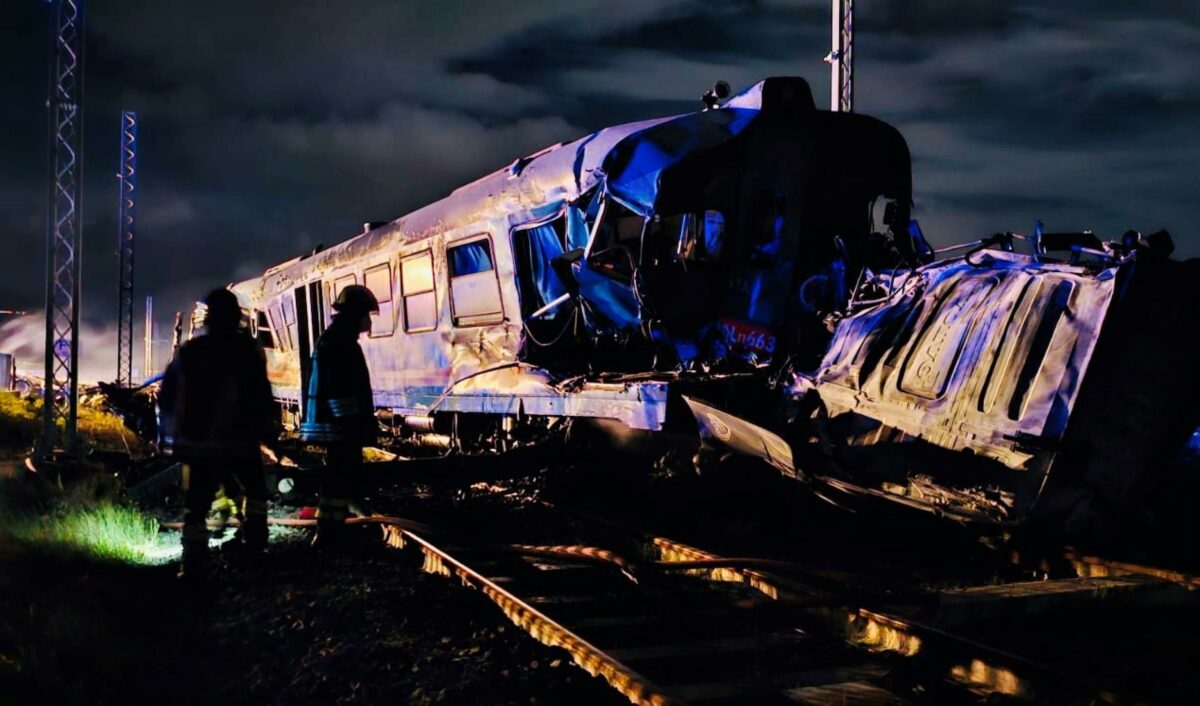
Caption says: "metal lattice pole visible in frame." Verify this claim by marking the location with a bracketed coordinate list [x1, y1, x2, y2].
[115, 111, 136, 387]
[828, 0, 854, 112]
[143, 295, 154, 378]
[38, 0, 86, 458]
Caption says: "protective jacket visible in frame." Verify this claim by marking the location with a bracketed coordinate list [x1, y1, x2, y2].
[299, 315, 376, 445]
[158, 329, 275, 459]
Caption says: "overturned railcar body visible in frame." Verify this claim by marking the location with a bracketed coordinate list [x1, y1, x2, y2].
[231, 77, 919, 450]
[691, 246, 1200, 528]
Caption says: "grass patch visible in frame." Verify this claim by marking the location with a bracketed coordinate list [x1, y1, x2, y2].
[0, 475, 173, 565]
[3, 503, 169, 565]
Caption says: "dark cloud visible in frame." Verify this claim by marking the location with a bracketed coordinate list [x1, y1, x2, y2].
[1, 0, 1198, 374]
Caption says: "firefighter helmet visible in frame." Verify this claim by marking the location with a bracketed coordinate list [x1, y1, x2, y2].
[332, 284, 380, 315]
[203, 288, 241, 329]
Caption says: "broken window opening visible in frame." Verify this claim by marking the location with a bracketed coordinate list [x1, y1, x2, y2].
[583, 197, 646, 289]
[586, 196, 646, 263]
[513, 217, 570, 319]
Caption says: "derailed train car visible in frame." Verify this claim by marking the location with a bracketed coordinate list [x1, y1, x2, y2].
[230, 77, 920, 450]
[691, 234, 1200, 530]
[227, 76, 1198, 527]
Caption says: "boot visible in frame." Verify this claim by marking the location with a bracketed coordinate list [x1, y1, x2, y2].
[310, 520, 348, 552]
[311, 496, 349, 552]
[237, 497, 270, 553]
[178, 540, 210, 583]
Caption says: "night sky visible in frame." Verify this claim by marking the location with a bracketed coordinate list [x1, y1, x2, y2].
[2, 1, 1198, 378]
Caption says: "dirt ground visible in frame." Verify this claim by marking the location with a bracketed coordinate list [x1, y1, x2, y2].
[0, 525, 626, 706]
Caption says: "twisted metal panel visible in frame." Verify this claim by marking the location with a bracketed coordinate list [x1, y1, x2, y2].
[39, 0, 85, 455]
[116, 111, 136, 386]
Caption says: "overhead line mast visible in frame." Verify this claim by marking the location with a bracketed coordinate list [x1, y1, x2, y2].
[116, 111, 137, 387]
[38, 0, 86, 458]
[828, 0, 854, 112]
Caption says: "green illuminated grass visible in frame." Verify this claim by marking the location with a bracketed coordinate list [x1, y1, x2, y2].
[1, 501, 173, 565]
[0, 472, 174, 565]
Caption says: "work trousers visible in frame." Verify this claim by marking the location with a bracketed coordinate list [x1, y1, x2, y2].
[181, 454, 270, 566]
[316, 441, 364, 534]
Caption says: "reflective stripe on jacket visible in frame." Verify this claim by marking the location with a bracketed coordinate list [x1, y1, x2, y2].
[299, 315, 375, 445]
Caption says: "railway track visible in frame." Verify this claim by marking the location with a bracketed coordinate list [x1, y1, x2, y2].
[170, 495, 1200, 704]
[378, 520, 914, 705]
[350, 500, 1199, 705]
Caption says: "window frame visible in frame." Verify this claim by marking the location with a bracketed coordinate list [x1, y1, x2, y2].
[282, 293, 298, 353]
[268, 302, 289, 351]
[331, 273, 357, 304]
[400, 249, 438, 333]
[447, 233, 505, 328]
[254, 309, 275, 349]
[363, 262, 396, 338]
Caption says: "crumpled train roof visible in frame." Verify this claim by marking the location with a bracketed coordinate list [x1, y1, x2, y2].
[239, 79, 795, 294]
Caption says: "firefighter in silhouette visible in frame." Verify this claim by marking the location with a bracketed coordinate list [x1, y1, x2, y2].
[299, 284, 379, 547]
[158, 288, 275, 578]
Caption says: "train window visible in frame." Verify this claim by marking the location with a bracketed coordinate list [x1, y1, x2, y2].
[512, 219, 570, 319]
[583, 195, 648, 276]
[591, 199, 645, 247]
[268, 304, 288, 351]
[448, 237, 504, 327]
[363, 263, 395, 337]
[401, 250, 437, 332]
[255, 310, 275, 349]
[282, 294, 299, 350]
[648, 209, 725, 264]
[332, 273, 356, 301]
[448, 240, 494, 277]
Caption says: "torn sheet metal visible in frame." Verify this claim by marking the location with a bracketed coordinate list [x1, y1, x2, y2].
[792, 251, 1120, 522]
[684, 396, 798, 479]
[806, 251, 1118, 472]
[602, 108, 758, 217]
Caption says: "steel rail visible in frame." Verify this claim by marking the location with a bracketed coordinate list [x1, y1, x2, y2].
[541, 503, 1139, 703]
[379, 523, 682, 706]
[158, 504, 1197, 704]
[649, 535, 1143, 703]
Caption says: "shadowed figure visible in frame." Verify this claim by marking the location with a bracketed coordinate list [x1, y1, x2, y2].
[299, 284, 379, 548]
[158, 288, 275, 578]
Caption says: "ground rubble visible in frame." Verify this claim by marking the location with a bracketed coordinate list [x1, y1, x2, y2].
[1, 522, 625, 706]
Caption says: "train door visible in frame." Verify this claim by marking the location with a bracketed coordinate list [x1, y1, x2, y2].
[294, 280, 327, 416]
